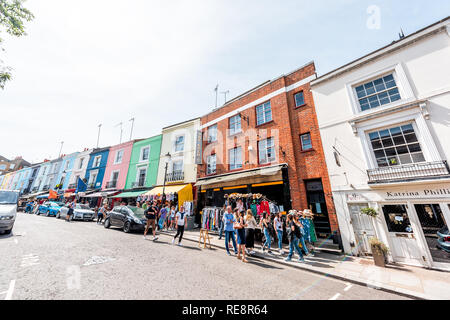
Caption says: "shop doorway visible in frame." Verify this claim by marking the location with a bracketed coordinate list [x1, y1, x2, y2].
[348, 203, 376, 255]
[414, 204, 450, 265]
[305, 179, 331, 238]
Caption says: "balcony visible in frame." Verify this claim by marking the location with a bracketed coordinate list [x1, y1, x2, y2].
[367, 160, 450, 184]
[42, 185, 50, 191]
[87, 182, 97, 189]
[31, 187, 38, 192]
[106, 181, 117, 189]
[132, 180, 147, 188]
[166, 171, 184, 182]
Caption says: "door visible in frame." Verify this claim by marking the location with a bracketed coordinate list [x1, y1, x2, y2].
[414, 204, 450, 265]
[382, 204, 426, 266]
[348, 204, 376, 255]
[110, 207, 121, 226]
[305, 179, 331, 238]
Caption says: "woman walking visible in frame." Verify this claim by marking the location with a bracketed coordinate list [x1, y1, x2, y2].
[235, 210, 248, 263]
[285, 212, 305, 263]
[274, 211, 284, 255]
[244, 209, 257, 256]
[260, 211, 273, 254]
[172, 206, 187, 246]
[169, 205, 177, 230]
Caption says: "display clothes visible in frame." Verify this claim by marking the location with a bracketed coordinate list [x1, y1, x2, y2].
[183, 201, 193, 216]
[201, 207, 223, 231]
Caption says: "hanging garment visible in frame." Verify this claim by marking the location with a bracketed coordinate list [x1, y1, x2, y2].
[309, 219, 317, 243]
[250, 203, 258, 217]
[300, 217, 311, 243]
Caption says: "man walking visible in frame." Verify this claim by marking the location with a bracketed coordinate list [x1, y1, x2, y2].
[144, 200, 159, 241]
[223, 206, 238, 256]
[172, 206, 187, 246]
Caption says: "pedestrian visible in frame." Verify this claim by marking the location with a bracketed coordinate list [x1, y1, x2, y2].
[260, 211, 273, 254]
[285, 212, 305, 263]
[172, 206, 187, 246]
[235, 210, 248, 263]
[144, 200, 159, 241]
[218, 204, 226, 240]
[159, 204, 169, 230]
[136, 201, 141, 208]
[97, 204, 107, 224]
[274, 211, 285, 255]
[223, 205, 238, 256]
[244, 209, 257, 255]
[169, 205, 177, 230]
[142, 200, 148, 210]
[295, 211, 309, 256]
[66, 200, 75, 222]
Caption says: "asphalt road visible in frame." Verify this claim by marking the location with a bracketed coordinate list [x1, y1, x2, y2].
[0, 212, 411, 300]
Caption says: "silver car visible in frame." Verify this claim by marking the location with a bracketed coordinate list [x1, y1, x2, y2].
[0, 190, 19, 234]
[57, 203, 95, 221]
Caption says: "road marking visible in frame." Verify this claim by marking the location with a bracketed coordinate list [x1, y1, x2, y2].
[83, 256, 116, 266]
[20, 254, 40, 268]
[5, 280, 15, 300]
[329, 293, 341, 300]
[14, 239, 18, 244]
[344, 283, 353, 292]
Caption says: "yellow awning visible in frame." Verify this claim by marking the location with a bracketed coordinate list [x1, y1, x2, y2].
[143, 184, 188, 196]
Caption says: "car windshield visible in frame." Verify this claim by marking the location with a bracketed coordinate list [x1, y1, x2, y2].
[75, 204, 91, 210]
[126, 206, 145, 218]
[0, 191, 19, 205]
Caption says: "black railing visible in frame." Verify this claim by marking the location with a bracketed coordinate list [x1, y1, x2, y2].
[367, 160, 450, 184]
[166, 171, 184, 182]
[106, 181, 117, 188]
[132, 180, 146, 188]
[87, 182, 97, 189]
[68, 183, 76, 189]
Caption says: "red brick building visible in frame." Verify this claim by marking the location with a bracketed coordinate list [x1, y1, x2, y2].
[196, 62, 339, 240]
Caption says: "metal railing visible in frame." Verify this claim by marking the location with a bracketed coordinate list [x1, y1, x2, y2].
[87, 182, 97, 189]
[367, 160, 450, 184]
[106, 181, 117, 189]
[132, 180, 147, 188]
[67, 183, 76, 189]
[166, 171, 184, 182]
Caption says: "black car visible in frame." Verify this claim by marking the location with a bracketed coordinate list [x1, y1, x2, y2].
[104, 205, 147, 233]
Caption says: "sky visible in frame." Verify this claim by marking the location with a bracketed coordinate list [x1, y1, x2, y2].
[1, 0, 449, 164]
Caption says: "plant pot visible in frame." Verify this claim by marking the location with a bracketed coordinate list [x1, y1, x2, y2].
[371, 245, 386, 267]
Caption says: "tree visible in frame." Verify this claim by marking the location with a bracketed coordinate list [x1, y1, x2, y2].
[0, 0, 34, 89]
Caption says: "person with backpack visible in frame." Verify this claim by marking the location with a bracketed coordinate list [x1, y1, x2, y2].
[260, 211, 273, 254]
[285, 211, 305, 263]
[172, 206, 187, 246]
[144, 200, 159, 241]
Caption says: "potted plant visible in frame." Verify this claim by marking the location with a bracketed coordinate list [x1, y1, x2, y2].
[369, 238, 389, 267]
[360, 207, 378, 217]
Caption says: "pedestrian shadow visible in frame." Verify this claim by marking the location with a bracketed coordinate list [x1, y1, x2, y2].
[302, 261, 334, 269]
[246, 259, 283, 269]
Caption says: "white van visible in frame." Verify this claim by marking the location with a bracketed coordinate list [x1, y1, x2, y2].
[0, 190, 19, 234]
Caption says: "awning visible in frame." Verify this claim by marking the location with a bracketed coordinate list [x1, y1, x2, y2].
[143, 184, 188, 196]
[195, 163, 286, 188]
[84, 190, 119, 198]
[36, 194, 49, 199]
[110, 190, 148, 198]
[64, 192, 75, 198]
[22, 191, 47, 199]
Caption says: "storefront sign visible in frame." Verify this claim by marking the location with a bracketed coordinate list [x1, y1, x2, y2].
[195, 130, 203, 165]
[385, 187, 450, 199]
[347, 193, 367, 202]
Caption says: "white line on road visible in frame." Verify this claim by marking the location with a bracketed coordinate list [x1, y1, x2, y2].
[329, 293, 341, 300]
[344, 283, 353, 292]
[5, 280, 15, 300]
[20, 254, 40, 268]
[14, 239, 18, 244]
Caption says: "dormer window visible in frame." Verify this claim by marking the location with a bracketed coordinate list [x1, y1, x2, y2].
[355, 74, 401, 111]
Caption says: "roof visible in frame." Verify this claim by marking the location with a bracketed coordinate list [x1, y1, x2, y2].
[0, 155, 9, 162]
[311, 16, 450, 86]
[162, 117, 200, 130]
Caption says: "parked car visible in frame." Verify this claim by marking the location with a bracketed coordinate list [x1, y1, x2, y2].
[37, 201, 65, 217]
[57, 203, 95, 221]
[104, 205, 147, 233]
[0, 190, 19, 234]
[437, 226, 450, 253]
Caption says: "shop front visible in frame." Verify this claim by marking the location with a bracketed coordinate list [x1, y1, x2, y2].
[338, 182, 450, 270]
[141, 184, 194, 214]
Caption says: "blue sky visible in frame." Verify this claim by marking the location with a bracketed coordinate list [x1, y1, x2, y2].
[1, 0, 449, 163]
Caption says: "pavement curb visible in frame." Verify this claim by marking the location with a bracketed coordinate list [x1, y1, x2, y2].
[158, 230, 427, 300]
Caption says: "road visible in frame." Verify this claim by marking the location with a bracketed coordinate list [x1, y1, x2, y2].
[0, 212, 411, 300]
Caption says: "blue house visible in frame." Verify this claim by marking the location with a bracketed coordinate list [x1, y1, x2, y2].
[54, 152, 79, 191]
[85, 147, 110, 190]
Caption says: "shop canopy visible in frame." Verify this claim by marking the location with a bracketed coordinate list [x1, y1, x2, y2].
[36, 194, 49, 199]
[142, 184, 193, 210]
[84, 190, 119, 198]
[110, 190, 148, 198]
[22, 191, 47, 199]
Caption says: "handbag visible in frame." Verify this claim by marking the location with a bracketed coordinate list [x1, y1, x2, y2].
[234, 222, 243, 229]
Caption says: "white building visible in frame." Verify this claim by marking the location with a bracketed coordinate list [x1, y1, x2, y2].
[68, 149, 93, 189]
[311, 18, 450, 270]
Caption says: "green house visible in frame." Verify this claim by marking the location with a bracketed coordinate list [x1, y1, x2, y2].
[124, 134, 162, 190]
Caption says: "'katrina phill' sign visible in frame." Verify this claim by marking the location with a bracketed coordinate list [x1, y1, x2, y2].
[385, 188, 450, 199]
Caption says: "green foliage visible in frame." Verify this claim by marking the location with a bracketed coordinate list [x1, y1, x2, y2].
[360, 207, 378, 217]
[0, 0, 34, 89]
[369, 237, 389, 255]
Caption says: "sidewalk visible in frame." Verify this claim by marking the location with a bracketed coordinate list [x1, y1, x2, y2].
[159, 228, 450, 300]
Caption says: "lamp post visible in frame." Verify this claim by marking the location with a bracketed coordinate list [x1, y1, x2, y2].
[162, 152, 171, 200]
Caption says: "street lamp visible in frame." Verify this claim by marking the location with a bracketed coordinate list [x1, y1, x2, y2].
[162, 152, 171, 200]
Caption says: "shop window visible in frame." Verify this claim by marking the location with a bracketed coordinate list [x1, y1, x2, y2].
[258, 137, 276, 164]
[256, 101, 272, 126]
[229, 147, 242, 170]
[207, 154, 216, 175]
[229, 115, 242, 135]
[207, 125, 217, 143]
[382, 205, 413, 233]
[294, 91, 305, 107]
[355, 74, 401, 111]
[300, 133, 313, 151]
[368, 123, 425, 167]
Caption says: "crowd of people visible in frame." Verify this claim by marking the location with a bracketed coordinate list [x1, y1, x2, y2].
[218, 205, 316, 263]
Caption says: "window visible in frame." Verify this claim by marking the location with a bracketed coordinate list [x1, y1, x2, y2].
[229, 115, 242, 135]
[369, 123, 425, 168]
[174, 136, 185, 152]
[207, 125, 217, 143]
[355, 74, 401, 111]
[300, 133, 313, 151]
[65, 161, 70, 171]
[10, 164, 15, 169]
[207, 154, 216, 175]
[88, 172, 97, 184]
[93, 156, 101, 168]
[258, 137, 276, 164]
[294, 91, 305, 107]
[111, 171, 119, 183]
[229, 147, 242, 170]
[140, 146, 150, 161]
[172, 160, 183, 173]
[78, 158, 84, 169]
[137, 168, 147, 186]
[256, 101, 272, 126]
[0, 165, 6, 170]
[115, 150, 124, 164]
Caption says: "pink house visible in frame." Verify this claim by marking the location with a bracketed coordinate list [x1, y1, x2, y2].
[102, 140, 138, 190]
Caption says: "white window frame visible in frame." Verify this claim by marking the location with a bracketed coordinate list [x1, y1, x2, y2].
[88, 170, 98, 184]
[64, 161, 70, 171]
[206, 154, 216, 175]
[172, 160, 183, 173]
[139, 146, 151, 162]
[78, 158, 85, 170]
[174, 135, 185, 153]
[114, 149, 124, 164]
[258, 137, 276, 164]
[256, 101, 272, 126]
[229, 115, 242, 135]
[229, 147, 243, 170]
[93, 156, 101, 168]
[346, 63, 415, 115]
[135, 166, 147, 185]
[110, 170, 120, 184]
[207, 124, 217, 143]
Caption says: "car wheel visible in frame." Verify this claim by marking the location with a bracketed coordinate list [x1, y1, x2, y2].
[123, 221, 131, 233]
[56, 212, 60, 219]
[104, 218, 111, 229]
[4, 229, 12, 235]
